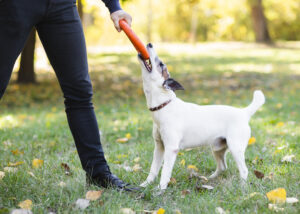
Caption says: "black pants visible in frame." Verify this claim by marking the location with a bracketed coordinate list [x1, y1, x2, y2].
[0, 0, 108, 177]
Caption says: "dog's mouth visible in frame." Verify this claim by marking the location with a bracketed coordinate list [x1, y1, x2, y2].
[139, 53, 152, 72]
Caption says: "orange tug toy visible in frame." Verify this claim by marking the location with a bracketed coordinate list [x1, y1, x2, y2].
[119, 19, 151, 68]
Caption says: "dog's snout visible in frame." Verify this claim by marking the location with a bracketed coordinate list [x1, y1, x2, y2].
[147, 43, 153, 48]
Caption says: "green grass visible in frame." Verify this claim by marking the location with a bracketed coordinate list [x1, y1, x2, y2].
[0, 43, 299, 213]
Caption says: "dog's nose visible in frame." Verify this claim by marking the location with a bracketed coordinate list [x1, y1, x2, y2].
[148, 43, 153, 48]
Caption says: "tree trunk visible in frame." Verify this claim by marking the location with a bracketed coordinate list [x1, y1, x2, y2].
[189, 4, 199, 43]
[17, 28, 36, 83]
[77, 0, 83, 21]
[146, 0, 153, 43]
[249, 0, 271, 43]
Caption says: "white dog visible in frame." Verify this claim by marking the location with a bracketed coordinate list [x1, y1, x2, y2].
[138, 43, 265, 190]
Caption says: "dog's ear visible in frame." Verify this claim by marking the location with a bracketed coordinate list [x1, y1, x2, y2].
[163, 78, 184, 91]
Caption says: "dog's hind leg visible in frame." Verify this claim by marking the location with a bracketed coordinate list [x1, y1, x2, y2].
[227, 139, 249, 181]
[209, 147, 228, 179]
[140, 126, 164, 187]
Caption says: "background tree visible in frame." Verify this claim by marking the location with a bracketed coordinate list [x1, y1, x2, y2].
[248, 0, 271, 43]
[17, 28, 36, 83]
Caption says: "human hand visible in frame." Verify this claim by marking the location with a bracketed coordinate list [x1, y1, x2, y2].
[110, 10, 132, 32]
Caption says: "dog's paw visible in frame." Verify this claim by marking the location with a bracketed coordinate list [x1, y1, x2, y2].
[153, 185, 165, 196]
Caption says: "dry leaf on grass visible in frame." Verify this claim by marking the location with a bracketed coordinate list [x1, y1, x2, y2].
[116, 138, 129, 143]
[18, 199, 33, 210]
[61, 163, 72, 175]
[8, 161, 24, 167]
[58, 181, 66, 187]
[132, 164, 142, 172]
[75, 199, 90, 210]
[85, 190, 103, 201]
[254, 170, 264, 179]
[134, 157, 140, 163]
[281, 155, 295, 163]
[215, 207, 226, 214]
[268, 204, 284, 212]
[120, 208, 135, 214]
[11, 209, 33, 214]
[187, 165, 198, 171]
[169, 177, 177, 185]
[11, 149, 24, 156]
[156, 208, 165, 214]
[286, 197, 298, 204]
[248, 137, 256, 145]
[0, 171, 5, 180]
[181, 189, 191, 198]
[125, 133, 132, 139]
[32, 159, 43, 168]
[180, 159, 185, 166]
[266, 188, 286, 203]
[27, 172, 36, 178]
[4, 167, 17, 173]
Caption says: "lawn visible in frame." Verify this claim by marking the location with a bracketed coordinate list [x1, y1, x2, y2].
[0, 42, 299, 213]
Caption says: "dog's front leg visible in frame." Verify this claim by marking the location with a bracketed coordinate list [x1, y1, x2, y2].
[159, 145, 179, 190]
[140, 142, 164, 187]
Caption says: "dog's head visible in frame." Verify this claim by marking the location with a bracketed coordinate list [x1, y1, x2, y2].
[138, 43, 184, 92]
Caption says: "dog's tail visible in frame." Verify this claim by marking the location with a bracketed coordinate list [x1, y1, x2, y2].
[244, 90, 265, 118]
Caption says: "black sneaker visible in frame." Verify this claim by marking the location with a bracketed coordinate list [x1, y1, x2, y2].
[86, 173, 140, 192]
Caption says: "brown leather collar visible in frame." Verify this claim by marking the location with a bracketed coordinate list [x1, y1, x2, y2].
[149, 100, 172, 112]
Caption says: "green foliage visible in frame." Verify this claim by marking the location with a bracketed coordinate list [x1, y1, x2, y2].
[83, 0, 300, 43]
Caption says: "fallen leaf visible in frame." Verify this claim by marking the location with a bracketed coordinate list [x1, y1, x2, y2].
[187, 165, 198, 171]
[11, 149, 24, 155]
[254, 170, 264, 179]
[85, 190, 103, 201]
[61, 163, 72, 175]
[120, 208, 135, 214]
[286, 197, 298, 204]
[264, 172, 274, 180]
[169, 177, 177, 185]
[8, 161, 24, 167]
[116, 138, 129, 143]
[276, 122, 284, 127]
[276, 103, 282, 109]
[244, 192, 261, 200]
[18, 199, 33, 210]
[181, 189, 191, 197]
[215, 207, 226, 214]
[201, 185, 214, 190]
[266, 188, 286, 203]
[248, 137, 256, 145]
[174, 209, 182, 214]
[281, 155, 295, 163]
[4, 167, 18, 173]
[268, 204, 284, 212]
[134, 157, 140, 163]
[32, 159, 43, 169]
[27, 172, 36, 178]
[180, 159, 185, 166]
[178, 152, 184, 156]
[125, 133, 132, 139]
[156, 208, 165, 214]
[58, 181, 66, 187]
[0, 171, 5, 180]
[11, 209, 33, 214]
[132, 164, 142, 172]
[75, 199, 90, 210]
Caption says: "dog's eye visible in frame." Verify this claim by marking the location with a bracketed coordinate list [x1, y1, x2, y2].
[159, 62, 164, 67]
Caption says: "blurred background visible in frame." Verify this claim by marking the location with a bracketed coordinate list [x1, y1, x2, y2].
[10, 0, 300, 83]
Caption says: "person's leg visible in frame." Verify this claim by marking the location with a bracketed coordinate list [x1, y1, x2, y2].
[0, 0, 36, 99]
[35, 0, 110, 178]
